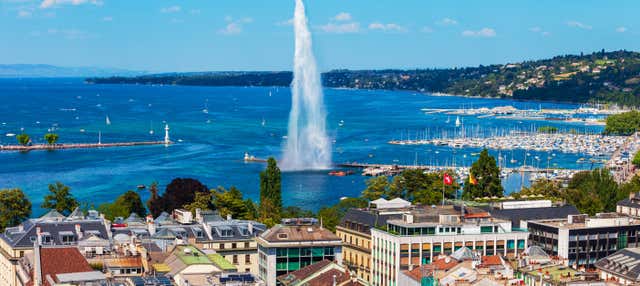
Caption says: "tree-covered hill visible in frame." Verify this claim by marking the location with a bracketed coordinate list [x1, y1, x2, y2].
[87, 50, 640, 106]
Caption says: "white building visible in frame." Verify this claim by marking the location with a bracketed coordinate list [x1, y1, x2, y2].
[370, 205, 528, 286]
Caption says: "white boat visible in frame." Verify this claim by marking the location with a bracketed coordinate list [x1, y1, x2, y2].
[445, 116, 450, 123]
[261, 118, 266, 127]
[149, 121, 154, 135]
[202, 99, 209, 114]
[455, 116, 461, 127]
[5, 133, 16, 137]
[79, 129, 85, 133]
[105, 116, 111, 125]
[338, 120, 344, 127]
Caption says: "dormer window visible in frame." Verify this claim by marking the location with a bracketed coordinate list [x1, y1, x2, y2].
[41, 232, 52, 244]
[278, 233, 288, 239]
[193, 227, 204, 238]
[59, 231, 76, 245]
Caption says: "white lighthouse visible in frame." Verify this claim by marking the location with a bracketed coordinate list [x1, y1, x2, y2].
[164, 124, 170, 145]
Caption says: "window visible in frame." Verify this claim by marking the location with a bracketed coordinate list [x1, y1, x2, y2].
[245, 242, 250, 248]
[245, 254, 251, 264]
[219, 243, 225, 249]
[245, 268, 250, 272]
[233, 255, 238, 264]
[232, 243, 237, 249]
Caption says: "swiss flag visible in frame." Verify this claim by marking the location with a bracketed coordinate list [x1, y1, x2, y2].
[443, 173, 453, 185]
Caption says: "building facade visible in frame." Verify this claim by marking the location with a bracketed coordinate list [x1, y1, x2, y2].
[528, 213, 640, 269]
[370, 205, 528, 286]
[257, 218, 342, 286]
[336, 198, 409, 283]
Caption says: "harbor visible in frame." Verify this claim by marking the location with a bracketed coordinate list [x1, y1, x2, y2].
[0, 140, 171, 151]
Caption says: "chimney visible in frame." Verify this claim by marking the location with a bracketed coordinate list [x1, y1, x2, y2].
[146, 214, 154, 224]
[36, 226, 41, 235]
[226, 214, 232, 221]
[148, 221, 156, 236]
[75, 224, 83, 240]
[248, 222, 253, 235]
[195, 208, 202, 222]
[332, 274, 337, 286]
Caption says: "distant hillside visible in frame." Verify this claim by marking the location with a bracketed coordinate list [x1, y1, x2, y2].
[0, 64, 144, 78]
[87, 50, 640, 106]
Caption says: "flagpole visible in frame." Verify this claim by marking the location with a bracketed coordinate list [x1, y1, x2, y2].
[442, 182, 445, 206]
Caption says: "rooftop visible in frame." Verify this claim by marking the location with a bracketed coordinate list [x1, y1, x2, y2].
[529, 213, 640, 230]
[595, 248, 640, 282]
[207, 253, 237, 271]
[174, 245, 212, 265]
[260, 222, 341, 244]
[39, 247, 96, 286]
[485, 204, 580, 228]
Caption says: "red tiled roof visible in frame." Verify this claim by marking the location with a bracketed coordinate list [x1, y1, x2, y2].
[39, 247, 93, 286]
[403, 258, 459, 282]
[464, 212, 491, 218]
[277, 260, 332, 285]
[307, 268, 349, 286]
[481, 255, 502, 266]
[431, 257, 460, 271]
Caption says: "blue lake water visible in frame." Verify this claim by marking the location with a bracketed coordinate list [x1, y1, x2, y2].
[0, 78, 604, 216]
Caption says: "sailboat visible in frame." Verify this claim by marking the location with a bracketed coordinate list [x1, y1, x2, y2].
[149, 121, 154, 135]
[455, 116, 461, 127]
[445, 116, 450, 124]
[202, 99, 209, 114]
[268, 91, 272, 97]
[105, 116, 111, 125]
[261, 118, 266, 127]
[510, 151, 517, 164]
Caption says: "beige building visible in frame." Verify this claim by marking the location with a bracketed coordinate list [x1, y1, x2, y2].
[0, 209, 110, 286]
[336, 198, 411, 283]
[197, 210, 266, 276]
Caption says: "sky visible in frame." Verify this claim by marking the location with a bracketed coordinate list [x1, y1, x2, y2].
[1, 0, 639, 72]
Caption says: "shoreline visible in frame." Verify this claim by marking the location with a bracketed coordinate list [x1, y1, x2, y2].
[0, 141, 171, 152]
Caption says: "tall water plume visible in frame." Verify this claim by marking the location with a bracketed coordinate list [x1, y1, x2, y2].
[281, 0, 331, 170]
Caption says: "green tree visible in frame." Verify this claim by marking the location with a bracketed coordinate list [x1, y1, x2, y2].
[604, 110, 640, 135]
[633, 151, 640, 168]
[317, 197, 368, 232]
[212, 186, 258, 220]
[44, 133, 59, 145]
[98, 190, 147, 220]
[518, 179, 563, 200]
[259, 157, 282, 225]
[183, 191, 214, 216]
[41, 182, 79, 215]
[281, 206, 314, 218]
[0, 189, 31, 232]
[462, 149, 504, 199]
[362, 176, 390, 200]
[146, 182, 164, 217]
[16, 133, 30, 146]
[563, 168, 627, 215]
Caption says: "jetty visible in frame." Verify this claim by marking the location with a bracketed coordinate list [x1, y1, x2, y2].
[0, 141, 171, 152]
[0, 124, 173, 152]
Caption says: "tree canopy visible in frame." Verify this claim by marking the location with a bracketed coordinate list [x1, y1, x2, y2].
[213, 186, 257, 220]
[98, 190, 146, 220]
[44, 133, 59, 145]
[361, 170, 458, 205]
[146, 178, 210, 217]
[605, 110, 640, 135]
[0, 189, 31, 232]
[259, 157, 282, 226]
[317, 197, 368, 232]
[41, 182, 79, 215]
[564, 168, 627, 215]
[462, 149, 503, 199]
[16, 133, 30, 146]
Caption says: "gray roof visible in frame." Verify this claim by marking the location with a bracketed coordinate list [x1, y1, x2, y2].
[1, 218, 109, 248]
[339, 208, 404, 233]
[595, 248, 640, 282]
[483, 205, 580, 228]
[618, 198, 640, 208]
[206, 220, 266, 241]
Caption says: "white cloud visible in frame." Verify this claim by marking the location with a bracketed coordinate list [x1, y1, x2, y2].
[275, 18, 293, 26]
[438, 17, 458, 26]
[47, 28, 91, 39]
[318, 12, 360, 34]
[529, 26, 550, 36]
[616, 26, 627, 33]
[189, 9, 200, 15]
[17, 10, 32, 18]
[462, 27, 496, 37]
[102, 16, 112, 21]
[40, 0, 102, 9]
[368, 22, 407, 33]
[567, 21, 592, 30]
[319, 22, 360, 34]
[332, 12, 352, 22]
[218, 16, 252, 35]
[160, 5, 181, 13]
[422, 26, 434, 33]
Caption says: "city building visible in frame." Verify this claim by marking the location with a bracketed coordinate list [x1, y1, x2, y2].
[482, 200, 580, 229]
[0, 209, 110, 286]
[257, 218, 343, 286]
[617, 193, 640, 217]
[595, 247, 640, 285]
[528, 213, 640, 269]
[163, 245, 225, 286]
[371, 205, 529, 286]
[26, 246, 107, 286]
[336, 198, 410, 282]
[197, 209, 267, 276]
[277, 259, 367, 286]
[399, 247, 515, 286]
